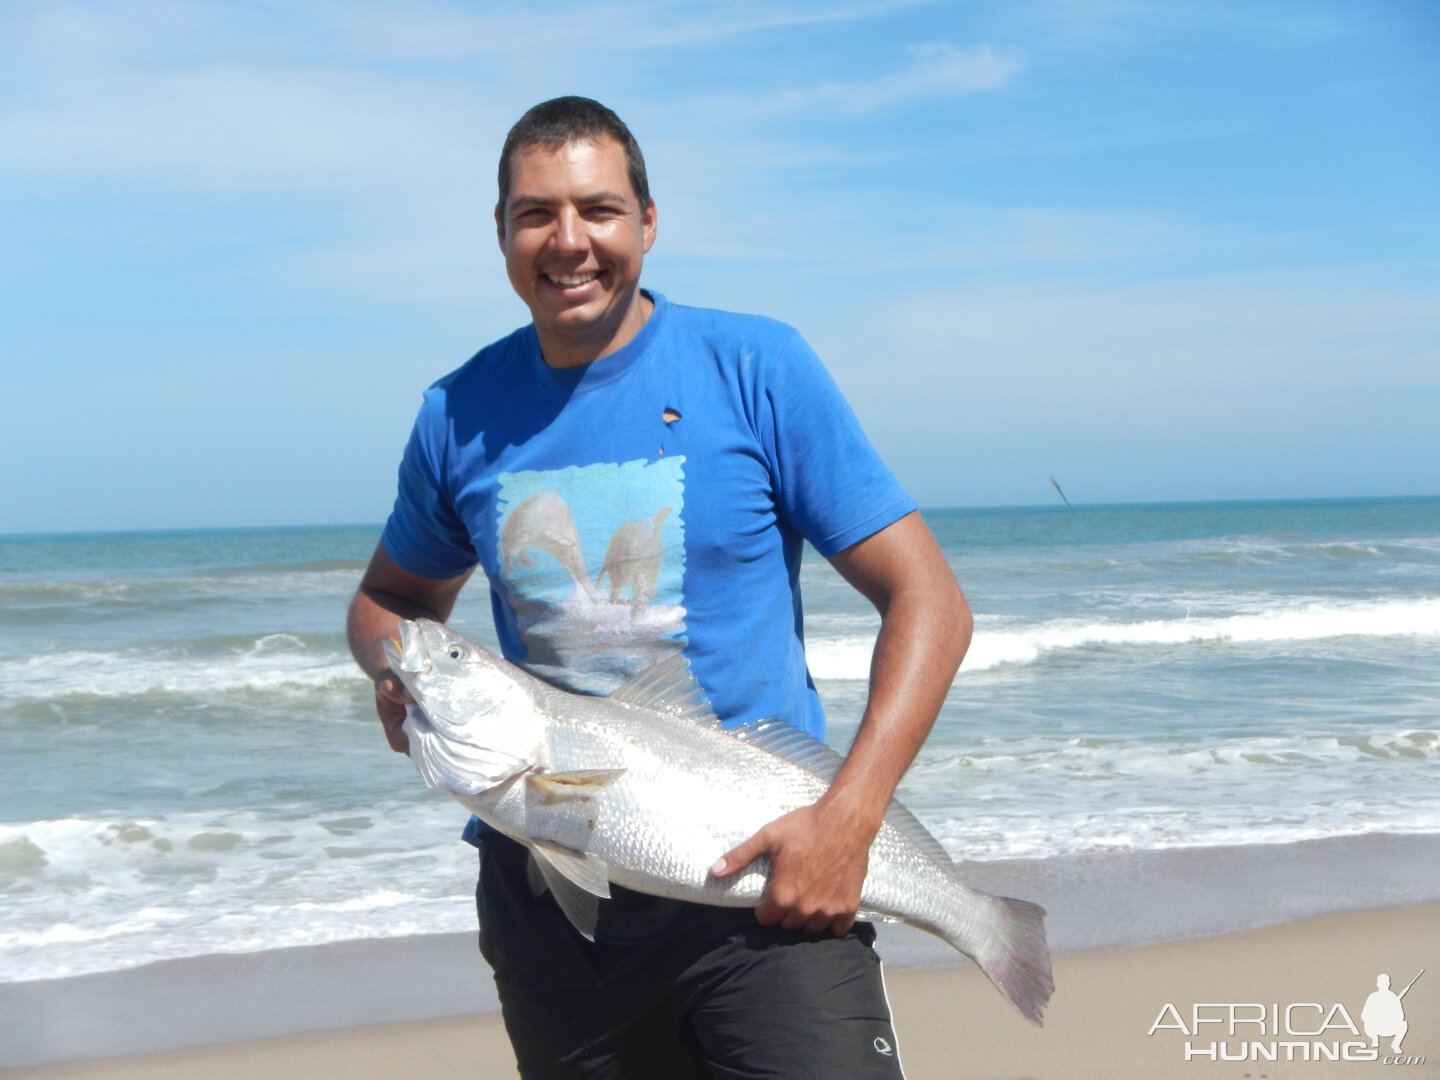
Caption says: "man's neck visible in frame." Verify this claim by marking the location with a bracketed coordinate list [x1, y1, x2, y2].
[536, 290, 654, 370]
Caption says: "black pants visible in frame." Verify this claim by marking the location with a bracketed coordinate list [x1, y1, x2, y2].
[477, 835, 907, 1079]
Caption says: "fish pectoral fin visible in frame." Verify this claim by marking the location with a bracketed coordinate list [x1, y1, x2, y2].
[525, 850, 548, 898]
[525, 768, 626, 804]
[856, 909, 904, 925]
[528, 842, 612, 942]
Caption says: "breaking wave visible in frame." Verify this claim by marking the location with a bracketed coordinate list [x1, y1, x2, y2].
[0, 636, 362, 701]
[805, 597, 1440, 679]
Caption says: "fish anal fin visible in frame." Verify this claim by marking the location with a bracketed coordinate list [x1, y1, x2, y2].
[526, 768, 626, 804]
[530, 840, 612, 899]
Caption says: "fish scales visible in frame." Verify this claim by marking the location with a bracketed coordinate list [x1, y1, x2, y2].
[385, 618, 1053, 1025]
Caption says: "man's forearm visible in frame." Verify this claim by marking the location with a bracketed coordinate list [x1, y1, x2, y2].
[826, 561, 972, 827]
[711, 512, 971, 934]
[825, 512, 972, 824]
[346, 544, 472, 755]
[346, 584, 446, 683]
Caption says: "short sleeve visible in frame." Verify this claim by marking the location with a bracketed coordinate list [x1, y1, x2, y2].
[759, 331, 917, 556]
[379, 390, 479, 580]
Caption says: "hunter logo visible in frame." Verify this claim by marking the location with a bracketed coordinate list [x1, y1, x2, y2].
[1147, 969, 1425, 1065]
[1362, 971, 1420, 1056]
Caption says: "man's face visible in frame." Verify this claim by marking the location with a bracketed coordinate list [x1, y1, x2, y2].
[497, 137, 656, 367]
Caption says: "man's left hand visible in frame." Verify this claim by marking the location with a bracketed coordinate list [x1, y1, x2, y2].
[709, 795, 879, 936]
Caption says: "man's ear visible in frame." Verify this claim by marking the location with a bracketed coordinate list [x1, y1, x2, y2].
[642, 200, 657, 254]
[495, 204, 506, 253]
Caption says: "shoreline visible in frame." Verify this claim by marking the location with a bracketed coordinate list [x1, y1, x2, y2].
[4, 832, 1440, 1069]
[3, 902, 1434, 1079]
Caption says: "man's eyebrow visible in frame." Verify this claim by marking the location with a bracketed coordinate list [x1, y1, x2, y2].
[506, 191, 634, 213]
[575, 190, 632, 207]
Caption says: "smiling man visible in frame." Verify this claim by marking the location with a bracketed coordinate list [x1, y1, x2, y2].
[499, 136, 656, 369]
[348, 96, 971, 1079]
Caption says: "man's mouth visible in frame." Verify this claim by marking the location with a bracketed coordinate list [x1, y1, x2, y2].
[544, 271, 599, 287]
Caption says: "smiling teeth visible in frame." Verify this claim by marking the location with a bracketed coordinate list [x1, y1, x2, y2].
[548, 273, 597, 286]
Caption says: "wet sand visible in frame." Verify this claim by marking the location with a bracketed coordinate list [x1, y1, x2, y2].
[3, 902, 1435, 1080]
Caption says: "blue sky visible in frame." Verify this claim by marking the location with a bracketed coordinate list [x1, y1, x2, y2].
[1, 0, 1436, 533]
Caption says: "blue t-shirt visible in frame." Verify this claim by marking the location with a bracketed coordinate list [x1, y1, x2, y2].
[382, 290, 915, 740]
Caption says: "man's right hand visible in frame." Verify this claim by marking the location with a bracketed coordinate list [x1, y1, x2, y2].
[346, 542, 473, 758]
[374, 673, 414, 755]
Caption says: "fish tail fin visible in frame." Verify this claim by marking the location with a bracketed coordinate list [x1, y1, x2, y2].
[961, 895, 1054, 1027]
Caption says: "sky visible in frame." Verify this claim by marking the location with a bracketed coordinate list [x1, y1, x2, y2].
[1, 0, 1437, 533]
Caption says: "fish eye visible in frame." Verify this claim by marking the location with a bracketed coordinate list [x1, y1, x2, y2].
[447, 646, 465, 660]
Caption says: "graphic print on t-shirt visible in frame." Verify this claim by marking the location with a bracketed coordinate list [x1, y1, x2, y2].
[496, 457, 687, 695]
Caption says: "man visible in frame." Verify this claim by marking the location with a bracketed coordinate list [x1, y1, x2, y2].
[348, 96, 971, 1078]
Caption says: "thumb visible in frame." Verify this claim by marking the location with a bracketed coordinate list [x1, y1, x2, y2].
[376, 673, 414, 706]
[710, 827, 770, 879]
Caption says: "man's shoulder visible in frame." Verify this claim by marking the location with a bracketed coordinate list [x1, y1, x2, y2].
[429, 323, 534, 395]
[662, 296, 802, 349]
[653, 297, 814, 392]
[414, 324, 538, 420]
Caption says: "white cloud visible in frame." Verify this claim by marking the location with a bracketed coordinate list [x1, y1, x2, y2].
[312, 0, 938, 59]
[736, 41, 1024, 117]
[827, 41, 1023, 110]
[860, 269, 1440, 394]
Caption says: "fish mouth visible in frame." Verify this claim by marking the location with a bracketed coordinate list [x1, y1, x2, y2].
[382, 619, 432, 679]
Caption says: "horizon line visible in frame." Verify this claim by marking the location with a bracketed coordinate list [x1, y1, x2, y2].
[3, 492, 1437, 541]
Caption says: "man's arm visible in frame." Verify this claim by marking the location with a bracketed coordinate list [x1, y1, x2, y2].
[347, 542, 474, 754]
[710, 510, 972, 935]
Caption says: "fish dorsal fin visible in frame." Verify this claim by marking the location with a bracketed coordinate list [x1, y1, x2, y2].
[526, 769, 626, 804]
[728, 718, 846, 780]
[878, 801, 957, 877]
[727, 718, 957, 876]
[606, 651, 719, 727]
[528, 841, 612, 941]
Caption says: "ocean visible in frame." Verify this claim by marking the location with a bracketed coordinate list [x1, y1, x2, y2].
[2, 496, 1438, 985]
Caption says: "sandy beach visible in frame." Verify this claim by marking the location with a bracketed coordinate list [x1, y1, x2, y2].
[4, 901, 1434, 1080]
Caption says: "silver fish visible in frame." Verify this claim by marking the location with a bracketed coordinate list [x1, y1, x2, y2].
[384, 618, 1054, 1025]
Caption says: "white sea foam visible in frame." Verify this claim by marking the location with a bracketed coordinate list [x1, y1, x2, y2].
[0, 639, 363, 701]
[929, 810, 1440, 862]
[804, 596, 1440, 679]
[0, 804, 480, 982]
[904, 725, 1440, 860]
[8, 599, 1435, 697]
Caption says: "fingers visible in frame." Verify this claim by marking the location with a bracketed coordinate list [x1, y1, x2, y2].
[711, 815, 864, 937]
[710, 828, 769, 879]
[375, 675, 413, 755]
[380, 705, 408, 754]
[375, 674, 414, 707]
[755, 882, 857, 936]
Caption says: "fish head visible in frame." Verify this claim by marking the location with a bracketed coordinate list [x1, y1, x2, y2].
[383, 619, 547, 778]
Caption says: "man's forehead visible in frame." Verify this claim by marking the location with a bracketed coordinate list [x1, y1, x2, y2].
[504, 137, 636, 203]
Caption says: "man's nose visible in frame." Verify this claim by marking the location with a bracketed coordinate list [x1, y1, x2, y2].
[549, 207, 587, 254]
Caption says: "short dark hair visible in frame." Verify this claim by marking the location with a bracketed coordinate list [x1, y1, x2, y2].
[497, 96, 651, 213]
